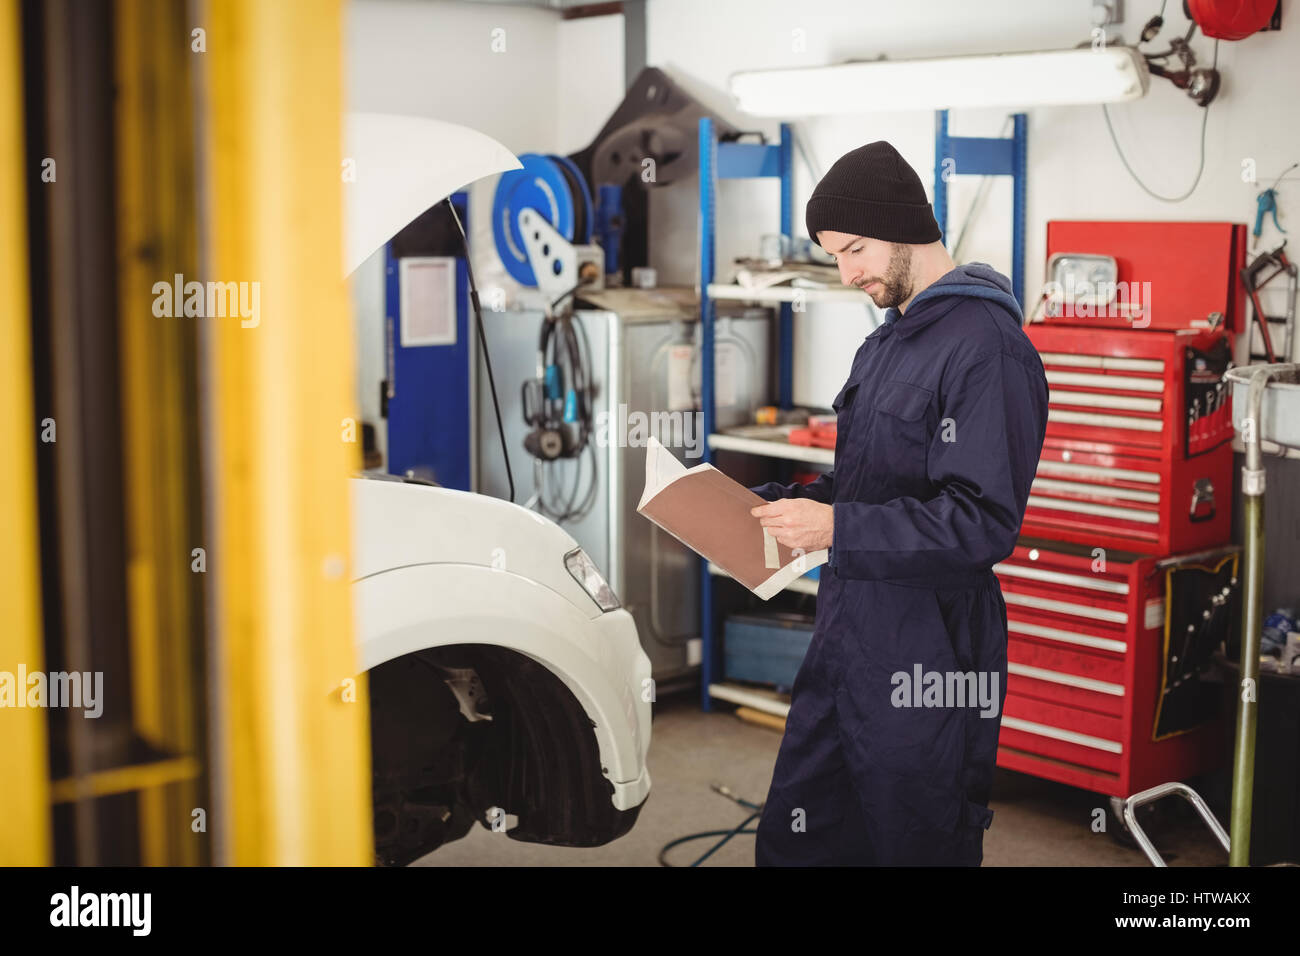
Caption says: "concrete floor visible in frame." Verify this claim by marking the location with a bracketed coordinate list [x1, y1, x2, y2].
[416, 689, 1228, 867]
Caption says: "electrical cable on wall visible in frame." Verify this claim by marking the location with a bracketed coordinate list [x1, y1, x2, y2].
[1101, 39, 1218, 203]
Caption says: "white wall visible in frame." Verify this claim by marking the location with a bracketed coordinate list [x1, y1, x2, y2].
[646, 0, 1300, 406]
[346, 0, 1300, 419]
[344, 0, 625, 463]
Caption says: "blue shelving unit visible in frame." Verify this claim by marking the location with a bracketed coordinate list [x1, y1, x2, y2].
[697, 117, 796, 711]
[933, 110, 1029, 308]
[697, 114, 1029, 712]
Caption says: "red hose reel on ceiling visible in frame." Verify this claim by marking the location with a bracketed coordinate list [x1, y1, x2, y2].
[1186, 0, 1277, 40]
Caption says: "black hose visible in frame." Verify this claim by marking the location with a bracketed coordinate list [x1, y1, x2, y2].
[658, 815, 761, 867]
[658, 784, 765, 867]
[446, 198, 514, 503]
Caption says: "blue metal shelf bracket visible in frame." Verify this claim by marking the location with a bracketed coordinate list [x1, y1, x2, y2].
[696, 118, 797, 711]
[778, 124, 794, 409]
[698, 116, 718, 710]
[932, 109, 1029, 309]
[703, 123, 798, 426]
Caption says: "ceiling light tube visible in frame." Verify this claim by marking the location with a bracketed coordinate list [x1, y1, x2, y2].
[731, 46, 1150, 116]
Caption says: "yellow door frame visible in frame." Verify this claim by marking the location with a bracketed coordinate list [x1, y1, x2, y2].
[200, 0, 372, 865]
[0, 0, 53, 867]
[113, 0, 208, 866]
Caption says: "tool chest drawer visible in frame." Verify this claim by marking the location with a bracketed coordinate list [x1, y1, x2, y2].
[1026, 436, 1234, 555]
[1028, 325, 1232, 451]
[1029, 440, 1164, 543]
[1023, 325, 1234, 554]
[1007, 638, 1126, 716]
[993, 541, 1232, 797]
[1038, 351, 1168, 452]
[1001, 694, 1125, 775]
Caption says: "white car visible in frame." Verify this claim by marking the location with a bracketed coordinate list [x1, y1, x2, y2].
[351, 473, 653, 865]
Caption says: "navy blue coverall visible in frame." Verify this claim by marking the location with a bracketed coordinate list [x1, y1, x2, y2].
[750, 263, 1048, 866]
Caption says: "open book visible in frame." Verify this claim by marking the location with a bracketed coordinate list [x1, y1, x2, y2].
[636, 436, 828, 600]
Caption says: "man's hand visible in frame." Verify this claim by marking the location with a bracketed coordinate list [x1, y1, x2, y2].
[750, 499, 834, 552]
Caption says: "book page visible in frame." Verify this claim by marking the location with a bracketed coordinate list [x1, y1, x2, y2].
[637, 436, 827, 599]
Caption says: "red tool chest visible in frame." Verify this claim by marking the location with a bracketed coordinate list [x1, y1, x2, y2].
[1042, 221, 1247, 332]
[1023, 323, 1234, 555]
[998, 221, 1245, 803]
[993, 541, 1232, 798]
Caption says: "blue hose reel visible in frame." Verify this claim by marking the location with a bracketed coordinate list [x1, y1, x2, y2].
[492, 153, 593, 286]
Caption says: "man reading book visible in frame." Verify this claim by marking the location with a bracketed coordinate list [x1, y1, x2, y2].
[748, 141, 1049, 867]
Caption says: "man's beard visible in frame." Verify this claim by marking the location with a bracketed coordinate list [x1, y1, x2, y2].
[857, 242, 914, 310]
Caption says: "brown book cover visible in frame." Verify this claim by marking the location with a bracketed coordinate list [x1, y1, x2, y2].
[636, 436, 827, 600]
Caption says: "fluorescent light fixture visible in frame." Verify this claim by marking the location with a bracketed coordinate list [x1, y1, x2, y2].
[730, 46, 1150, 116]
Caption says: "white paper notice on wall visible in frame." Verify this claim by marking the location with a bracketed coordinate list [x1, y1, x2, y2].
[667, 344, 693, 411]
[399, 257, 456, 347]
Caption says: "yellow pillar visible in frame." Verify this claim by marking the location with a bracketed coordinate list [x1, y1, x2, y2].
[113, 0, 207, 866]
[201, 0, 372, 864]
[0, 0, 53, 867]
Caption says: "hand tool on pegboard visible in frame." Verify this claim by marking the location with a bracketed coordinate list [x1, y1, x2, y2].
[1241, 240, 1298, 363]
[1252, 160, 1295, 250]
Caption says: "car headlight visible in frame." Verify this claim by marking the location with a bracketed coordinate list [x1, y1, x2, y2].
[564, 548, 620, 611]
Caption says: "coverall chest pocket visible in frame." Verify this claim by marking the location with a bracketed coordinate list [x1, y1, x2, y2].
[866, 380, 933, 482]
[832, 380, 859, 415]
[831, 381, 861, 470]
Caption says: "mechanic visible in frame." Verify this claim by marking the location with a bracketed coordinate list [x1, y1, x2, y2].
[748, 141, 1049, 866]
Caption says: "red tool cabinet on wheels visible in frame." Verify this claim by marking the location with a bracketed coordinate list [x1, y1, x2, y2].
[994, 540, 1234, 797]
[996, 221, 1244, 801]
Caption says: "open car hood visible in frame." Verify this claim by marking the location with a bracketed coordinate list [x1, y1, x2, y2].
[343, 112, 521, 276]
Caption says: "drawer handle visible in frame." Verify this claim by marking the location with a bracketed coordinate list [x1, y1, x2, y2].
[1003, 591, 1128, 624]
[1037, 352, 1165, 373]
[1044, 370, 1165, 393]
[1007, 662, 1125, 696]
[1049, 391, 1163, 412]
[1027, 494, 1161, 524]
[1031, 477, 1160, 505]
[1037, 460, 1161, 483]
[1000, 716, 1123, 754]
[1047, 409, 1164, 432]
[995, 562, 1131, 594]
[1008, 619, 1128, 654]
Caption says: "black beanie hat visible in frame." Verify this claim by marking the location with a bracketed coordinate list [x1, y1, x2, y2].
[805, 141, 941, 247]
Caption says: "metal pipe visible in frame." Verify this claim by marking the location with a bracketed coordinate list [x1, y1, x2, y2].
[1124, 781, 1231, 867]
[1231, 490, 1264, 866]
[1229, 363, 1298, 865]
